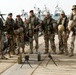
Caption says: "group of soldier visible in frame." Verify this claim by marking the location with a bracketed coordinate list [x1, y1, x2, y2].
[0, 5, 76, 59]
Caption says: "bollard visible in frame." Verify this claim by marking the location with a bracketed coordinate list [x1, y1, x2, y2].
[18, 54, 22, 64]
[37, 52, 41, 61]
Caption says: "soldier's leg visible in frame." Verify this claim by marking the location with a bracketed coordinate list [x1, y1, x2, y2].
[7, 34, 14, 57]
[34, 33, 39, 53]
[11, 36, 15, 55]
[7, 38, 11, 57]
[0, 37, 7, 59]
[14, 35, 20, 55]
[0, 38, 4, 59]
[50, 34, 56, 54]
[63, 33, 68, 55]
[20, 33, 25, 53]
[44, 38, 49, 54]
[58, 31, 64, 54]
[29, 36, 33, 54]
[17, 35, 21, 54]
[69, 35, 75, 57]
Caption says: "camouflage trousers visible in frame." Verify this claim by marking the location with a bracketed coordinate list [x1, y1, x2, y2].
[58, 31, 68, 53]
[14, 32, 25, 54]
[69, 32, 76, 55]
[8, 34, 15, 55]
[44, 33, 56, 52]
[29, 30, 39, 51]
[0, 34, 4, 58]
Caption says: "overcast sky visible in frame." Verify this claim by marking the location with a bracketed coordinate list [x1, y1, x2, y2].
[0, 0, 76, 18]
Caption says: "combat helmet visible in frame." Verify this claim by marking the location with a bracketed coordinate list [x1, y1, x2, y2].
[58, 25, 64, 31]
[72, 5, 76, 10]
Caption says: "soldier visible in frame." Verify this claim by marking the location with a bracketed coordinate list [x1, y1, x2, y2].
[27, 10, 40, 54]
[0, 18, 7, 59]
[68, 5, 76, 57]
[14, 15, 25, 54]
[42, 12, 56, 54]
[5, 13, 15, 57]
[24, 18, 29, 44]
[57, 11, 69, 55]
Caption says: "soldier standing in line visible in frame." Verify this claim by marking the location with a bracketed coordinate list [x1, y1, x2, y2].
[27, 10, 40, 54]
[68, 5, 76, 57]
[5, 13, 15, 57]
[14, 15, 25, 54]
[42, 12, 56, 54]
[23, 18, 29, 44]
[57, 11, 69, 55]
[0, 18, 7, 59]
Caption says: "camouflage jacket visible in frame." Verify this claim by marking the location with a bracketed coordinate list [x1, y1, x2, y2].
[42, 16, 54, 34]
[69, 12, 76, 35]
[14, 18, 24, 29]
[0, 18, 3, 31]
[57, 15, 68, 32]
[69, 12, 76, 22]
[28, 15, 40, 29]
[5, 17, 14, 34]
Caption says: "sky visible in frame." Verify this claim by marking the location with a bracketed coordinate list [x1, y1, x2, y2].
[0, 0, 76, 19]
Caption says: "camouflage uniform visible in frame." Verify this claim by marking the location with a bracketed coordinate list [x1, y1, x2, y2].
[0, 18, 5, 59]
[42, 16, 56, 54]
[57, 12, 69, 55]
[5, 14, 15, 56]
[69, 5, 76, 56]
[28, 15, 40, 54]
[14, 17, 25, 54]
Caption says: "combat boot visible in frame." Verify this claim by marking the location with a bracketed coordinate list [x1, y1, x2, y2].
[12, 51, 15, 55]
[44, 49, 49, 54]
[30, 50, 33, 54]
[69, 49, 74, 57]
[0, 55, 8, 59]
[51, 50, 56, 54]
[58, 50, 64, 54]
[64, 50, 68, 56]
[22, 49, 26, 54]
[16, 49, 20, 55]
[35, 49, 38, 54]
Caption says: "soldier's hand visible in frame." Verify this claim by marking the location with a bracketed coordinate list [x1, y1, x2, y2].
[36, 26, 38, 29]
[66, 34, 69, 39]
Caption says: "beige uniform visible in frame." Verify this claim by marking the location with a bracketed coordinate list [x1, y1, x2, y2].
[14, 18, 25, 54]
[42, 17, 56, 54]
[57, 15, 69, 55]
[5, 17, 15, 56]
[69, 12, 76, 56]
[28, 15, 40, 53]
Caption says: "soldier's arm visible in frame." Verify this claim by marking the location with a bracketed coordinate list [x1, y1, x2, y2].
[0, 18, 3, 30]
[69, 13, 73, 20]
[5, 19, 8, 27]
[35, 17, 41, 29]
[57, 17, 61, 25]
[41, 18, 46, 31]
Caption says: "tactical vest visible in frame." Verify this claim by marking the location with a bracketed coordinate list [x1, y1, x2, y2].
[28, 16, 39, 29]
[58, 16, 67, 32]
[70, 13, 76, 35]
[5, 18, 14, 34]
[14, 19, 23, 29]
[43, 17, 54, 34]
[70, 13, 76, 22]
